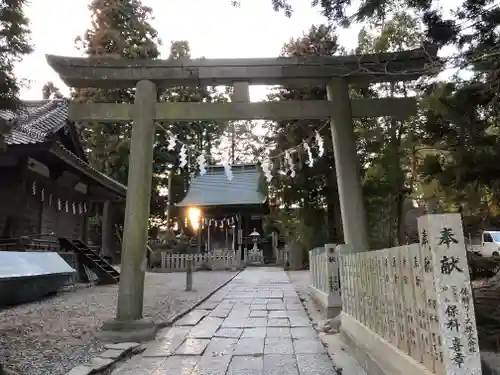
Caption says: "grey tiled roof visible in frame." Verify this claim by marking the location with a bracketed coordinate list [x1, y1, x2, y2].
[0, 100, 126, 197]
[177, 164, 266, 207]
[0, 100, 69, 145]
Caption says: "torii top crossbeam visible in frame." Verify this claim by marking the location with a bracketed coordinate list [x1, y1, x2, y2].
[46, 45, 438, 89]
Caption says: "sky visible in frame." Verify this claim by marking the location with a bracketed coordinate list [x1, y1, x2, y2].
[15, 0, 364, 102]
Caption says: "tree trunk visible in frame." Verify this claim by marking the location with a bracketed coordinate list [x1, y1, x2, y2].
[325, 164, 343, 243]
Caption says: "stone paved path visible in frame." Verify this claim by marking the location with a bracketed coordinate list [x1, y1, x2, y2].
[112, 267, 339, 375]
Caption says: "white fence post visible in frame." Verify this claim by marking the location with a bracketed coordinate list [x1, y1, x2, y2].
[308, 243, 341, 318]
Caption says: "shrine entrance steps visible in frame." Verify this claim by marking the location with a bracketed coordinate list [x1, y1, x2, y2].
[58, 238, 120, 284]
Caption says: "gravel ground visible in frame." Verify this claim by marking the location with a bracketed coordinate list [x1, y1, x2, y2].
[287, 270, 310, 294]
[0, 271, 237, 375]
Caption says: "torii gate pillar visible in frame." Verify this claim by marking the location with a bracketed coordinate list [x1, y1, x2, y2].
[327, 78, 369, 253]
[100, 79, 158, 342]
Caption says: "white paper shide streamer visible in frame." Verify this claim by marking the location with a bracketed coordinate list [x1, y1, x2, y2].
[261, 159, 273, 182]
[222, 152, 233, 181]
[196, 152, 207, 176]
[303, 141, 314, 167]
[284, 150, 296, 178]
[167, 135, 177, 151]
[179, 145, 188, 168]
[315, 131, 324, 158]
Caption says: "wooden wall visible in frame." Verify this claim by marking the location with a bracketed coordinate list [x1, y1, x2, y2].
[0, 164, 87, 240]
[0, 166, 26, 238]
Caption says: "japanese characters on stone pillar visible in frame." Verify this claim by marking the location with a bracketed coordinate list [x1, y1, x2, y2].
[372, 252, 382, 334]
[402, 244, 422, 362]
[391, 250, 409, 353]
[408, 241, 435, 370]
[382, 249, 397, 343]
[377, 251, 389, 341]
[418, 216, 443, 373]
[418, 214, 481, 375]
[324, 244, 341, 316]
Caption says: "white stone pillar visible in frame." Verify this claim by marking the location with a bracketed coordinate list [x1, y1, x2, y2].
[326, 78, 369, 253]
[325, 243, 341, 318]
[418, 213, 481, 375]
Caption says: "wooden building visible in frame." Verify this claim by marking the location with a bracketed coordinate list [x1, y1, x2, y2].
[176, 164, 269, 257]
[0, 100, 126, 260]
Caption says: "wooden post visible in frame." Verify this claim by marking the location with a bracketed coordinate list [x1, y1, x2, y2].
[165, 169, 173, 229]
[326, 78, 369, 253]
[225, 225, 229, 250]
[207, 222, 211, 253]
[186, 249, 193, 291]
[100, 200, 113, 261]
[232, 225, 236, 252]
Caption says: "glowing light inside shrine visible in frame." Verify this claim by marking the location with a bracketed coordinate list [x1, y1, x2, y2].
[187, 207, 202, 231]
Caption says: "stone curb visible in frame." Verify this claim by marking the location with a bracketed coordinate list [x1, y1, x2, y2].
[157, 270, 242, 328]
[292, 286, 348, 375]
[65, 342, 143, 375]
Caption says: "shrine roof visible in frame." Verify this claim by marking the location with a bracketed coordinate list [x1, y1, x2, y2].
[1, 100, 69, 146]
[0, 100, 126, 197]
[177, 164, 267, 207]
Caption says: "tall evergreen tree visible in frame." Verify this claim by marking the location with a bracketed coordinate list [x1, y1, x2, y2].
[72, 0, 161, 184]
[0, 0, 32, 148]
[265, 25, 344, 248]
[355, 12, 425, 248]
[0, 0, 32, 111]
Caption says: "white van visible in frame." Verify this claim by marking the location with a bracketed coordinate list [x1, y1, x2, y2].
[472, 230, 500, 257]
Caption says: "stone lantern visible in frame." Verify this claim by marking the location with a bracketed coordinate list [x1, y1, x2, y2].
[249, 229, 260, 252]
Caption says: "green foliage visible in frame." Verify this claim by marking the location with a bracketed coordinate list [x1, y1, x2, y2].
[0, 0, 32, 149]
[0, 0, 32, 111]
[152, 40, 228, 227]
[264, 24, 344, 244]
[266, 208, 329, 251]
[42, 82, 64, 100]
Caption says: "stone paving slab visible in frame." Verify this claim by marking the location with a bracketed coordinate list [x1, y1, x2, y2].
[112, 268, 340, 375]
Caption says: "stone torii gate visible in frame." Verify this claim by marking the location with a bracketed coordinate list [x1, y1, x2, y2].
[46, 45, 437, 341]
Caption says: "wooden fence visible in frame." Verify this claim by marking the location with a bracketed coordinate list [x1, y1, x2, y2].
[160, 252, 240, 271]
[337, 214, 481, 375]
